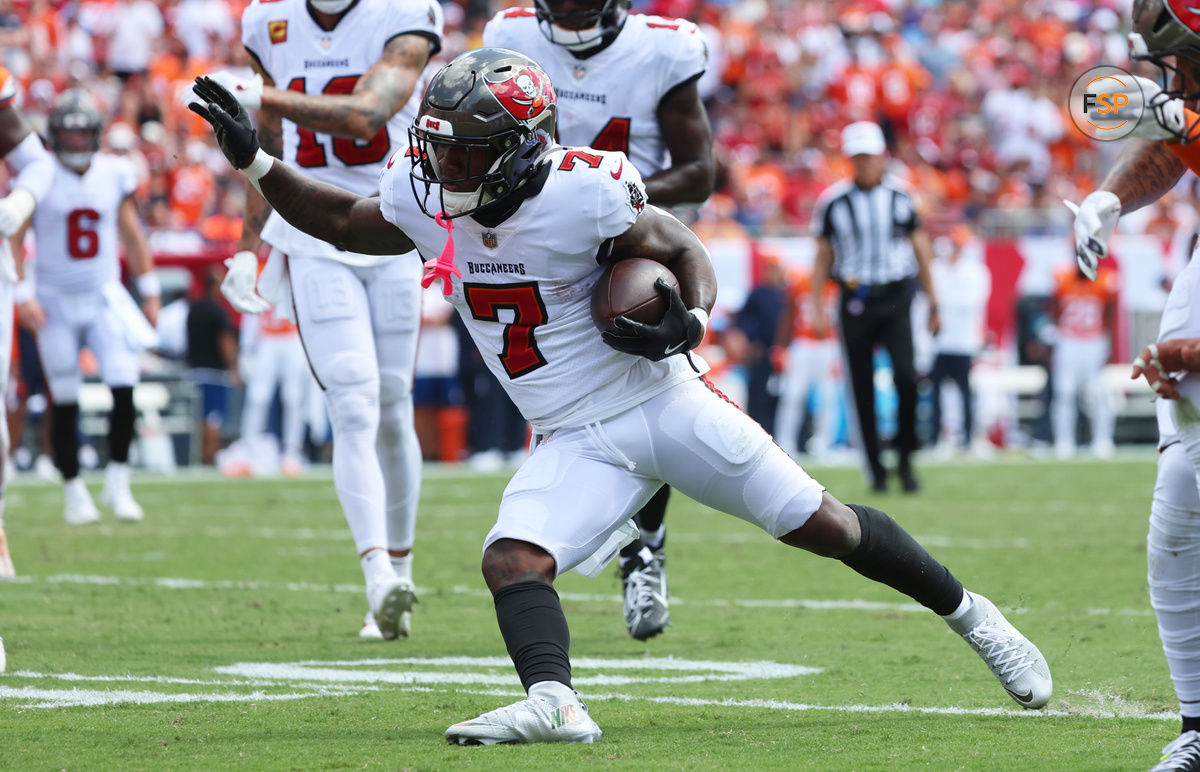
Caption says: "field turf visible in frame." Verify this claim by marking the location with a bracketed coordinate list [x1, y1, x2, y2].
[0, 454, 1178, 770]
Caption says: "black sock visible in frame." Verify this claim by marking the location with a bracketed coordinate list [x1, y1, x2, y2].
[51, 402, 81, 480]
[633, 485, 671, 533]
[494, 581, 572, 691]
[841, 504, 964, 616]
[108, 387, 135, 464]
[1183, 715, 1200, 734]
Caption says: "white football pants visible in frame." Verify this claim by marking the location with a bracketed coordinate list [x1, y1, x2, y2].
[1151, 440, 1200, 717]
[1052, 336, 1113, 456]
[288, 255, 423, 557]
[36, 287, 139, 402]
[774, 339, 840, 457]
[484, 376, 827, 576]
[241, 333, 310, 459]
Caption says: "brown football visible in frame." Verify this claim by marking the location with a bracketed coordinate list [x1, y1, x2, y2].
[590, 258, 679, 333]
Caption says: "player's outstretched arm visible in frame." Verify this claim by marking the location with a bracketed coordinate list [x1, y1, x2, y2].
[258, 33, 434, 140]
[0, 103, 55, 236]
[190, 77, 412, 256]
[645, 79, 714, 206]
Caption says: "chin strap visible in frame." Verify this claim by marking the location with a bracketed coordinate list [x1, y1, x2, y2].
[421, 211, 462, 296]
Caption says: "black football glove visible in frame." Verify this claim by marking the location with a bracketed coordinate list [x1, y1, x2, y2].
[601, 277, 704, 362]
[188, 76, 260, 170]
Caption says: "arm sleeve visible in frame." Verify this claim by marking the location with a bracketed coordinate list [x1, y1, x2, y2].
[385, 0, 444, 57]
[661, 19, 709, 92]
[241, 3, 268, 79]
[811, 193, 835, 239]
[117, 157, 140, 199]
[377, 148, 404, 227]
[8, 131, 55, 203]
[596, 151, 647, 240]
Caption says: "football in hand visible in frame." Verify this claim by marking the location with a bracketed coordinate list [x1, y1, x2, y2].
[590, 258, 680, 333]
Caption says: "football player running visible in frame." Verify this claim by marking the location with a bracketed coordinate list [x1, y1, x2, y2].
[483, 0, 714, 642]
[1070, 1, 1200, 768]
[200, 0, 442, 640]
[13, 89, 160, 525]
[0, 66, 56, 578]
[191, 48, 1052, 746]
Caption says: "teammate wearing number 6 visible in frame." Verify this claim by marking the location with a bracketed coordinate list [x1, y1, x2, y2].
[198, 0, 442, 641]
[191, 48, 1051, 744]
[12, 89, 160, 525]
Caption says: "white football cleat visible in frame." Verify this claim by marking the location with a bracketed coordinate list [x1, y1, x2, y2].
[949, 591, 1052, 709]
[446, 684, 601, 745]
[359, 611, 383, 640]
[101, 463, 143, 521]
[367, 575, 416, 640]
[1151, 730, 1200, 771]
[63, 478, 101, 525]
[0, 635, 6, 673]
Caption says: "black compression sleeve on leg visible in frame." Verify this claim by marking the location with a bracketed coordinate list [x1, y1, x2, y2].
[51, 402, 81, 480]
[108, 387, 135, 464]
[494, 581, 572, 691]
[840, 504, 964, 616]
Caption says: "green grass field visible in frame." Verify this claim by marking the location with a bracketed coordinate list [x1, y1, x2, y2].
[0, 454, 1179, 769]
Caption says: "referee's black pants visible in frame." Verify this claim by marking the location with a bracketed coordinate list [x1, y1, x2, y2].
[838, 282, 918, 481]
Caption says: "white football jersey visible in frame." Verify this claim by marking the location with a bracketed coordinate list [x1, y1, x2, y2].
[483, 11, 707, 178]
[31, 154, 138, 293]
[243, 0, 442, 264]
[378, 146, 708, 432]
[1156, 251, 1200, 449]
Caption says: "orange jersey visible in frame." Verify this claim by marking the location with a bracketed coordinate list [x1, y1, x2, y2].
[255, 259, 296, 336]
[1055, 266, 1117, 339]
[0, 67, 16, 109]
[788, 274, 839, 341]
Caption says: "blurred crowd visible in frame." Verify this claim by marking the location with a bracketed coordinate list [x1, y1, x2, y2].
[0, 0, 1187, 468]
[0, 0, 1182, 244]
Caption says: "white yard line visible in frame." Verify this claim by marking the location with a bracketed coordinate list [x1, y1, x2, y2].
[3, 573, 1155, 617]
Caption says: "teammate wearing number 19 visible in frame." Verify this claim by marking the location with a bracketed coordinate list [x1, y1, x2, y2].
[191, 48, 1052, 744]
[217, 0, 442, 640]
[483, 0, 714, 643]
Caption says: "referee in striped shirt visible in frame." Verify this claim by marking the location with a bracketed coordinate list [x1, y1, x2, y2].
[811, 122, 940, 493]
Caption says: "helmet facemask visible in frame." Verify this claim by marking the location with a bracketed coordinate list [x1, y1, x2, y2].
[408, 50, 558, 220]
[1129, 0, 1200, 141]
[534, 0, 628, 52]
[50, 91, 103, 172]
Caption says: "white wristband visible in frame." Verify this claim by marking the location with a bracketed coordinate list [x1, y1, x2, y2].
[689, 307, 709, 339]
[243, 148, 274, 194]
[136, 272, 162, 298]
[13, 280, 33, 305]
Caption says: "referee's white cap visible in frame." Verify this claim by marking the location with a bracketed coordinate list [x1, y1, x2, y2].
[841, 121, 886, 157]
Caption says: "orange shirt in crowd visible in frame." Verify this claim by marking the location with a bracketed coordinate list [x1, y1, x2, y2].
[169, 163, 216, 226]
[1054, 265, 1117, 340]
[787, 272, 839, 342]
[200, 212, 242, 244]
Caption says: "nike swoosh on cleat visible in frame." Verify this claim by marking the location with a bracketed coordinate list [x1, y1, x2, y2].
[1006, 687, 1035, 704]
[611, 160, 623, 179]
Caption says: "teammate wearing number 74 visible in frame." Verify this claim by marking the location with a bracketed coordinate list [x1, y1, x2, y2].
[191, 48, 1052, 745]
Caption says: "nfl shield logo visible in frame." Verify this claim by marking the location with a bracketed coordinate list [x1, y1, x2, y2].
[320, 35, 332, 50]
[482, 231, 498, 249]
[573, 64, 586, 80]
